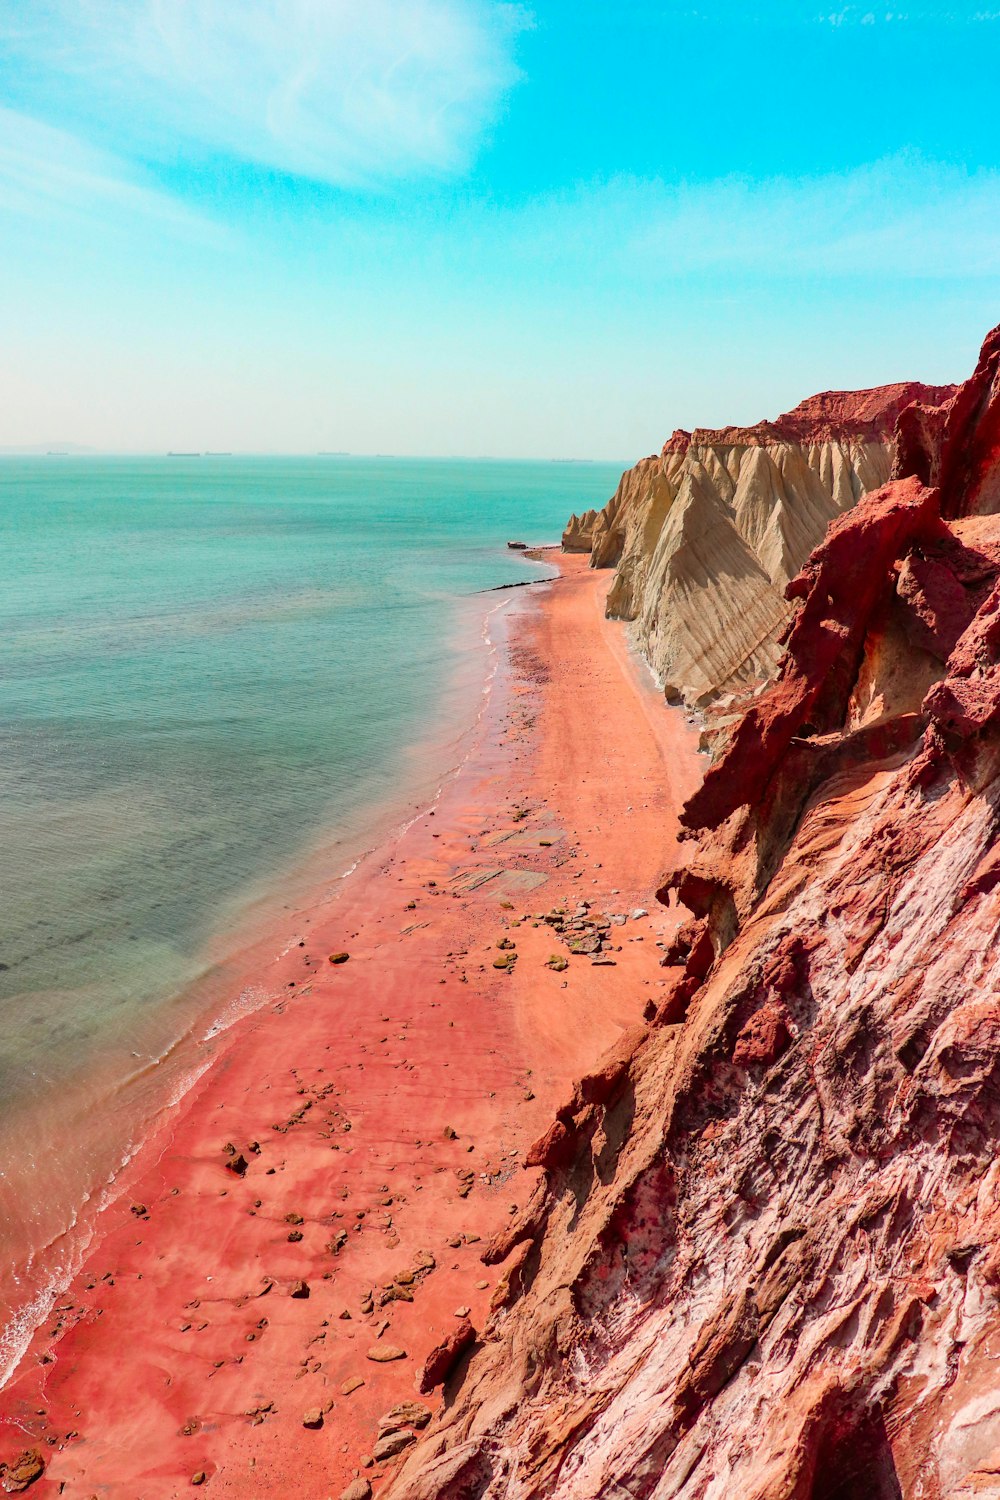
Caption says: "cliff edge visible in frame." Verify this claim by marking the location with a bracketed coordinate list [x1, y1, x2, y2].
[385, 329, 1000, 1499]
[563, 381, 955, 707]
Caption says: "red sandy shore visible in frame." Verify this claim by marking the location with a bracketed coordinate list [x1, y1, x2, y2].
[0, 553, 702, 1498]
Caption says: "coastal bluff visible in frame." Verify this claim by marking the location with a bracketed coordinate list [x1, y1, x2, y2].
[563, 380, 955, 707]
[387, 329, 1000, 1500]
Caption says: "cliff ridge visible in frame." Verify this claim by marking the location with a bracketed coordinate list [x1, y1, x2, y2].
[386, 329, 1000, 1500]
[563, 380, 956, 707]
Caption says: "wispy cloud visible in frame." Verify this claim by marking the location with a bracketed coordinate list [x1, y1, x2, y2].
[0, 105, 218, 237]
[0, 0, 530, 189]
[507, 155, 1000, 282]
[669, 3, 1000, 23]
[639, 156, 1000, 278]
[816, 3, 1000, 20]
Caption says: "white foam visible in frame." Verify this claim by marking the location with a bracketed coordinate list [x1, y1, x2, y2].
[201, 983, 273, 1041]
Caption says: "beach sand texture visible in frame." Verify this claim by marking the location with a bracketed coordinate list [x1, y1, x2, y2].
[0, 554, 701, 1496]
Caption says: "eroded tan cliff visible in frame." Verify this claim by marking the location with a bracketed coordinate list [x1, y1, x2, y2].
[564, 383, 954, 706]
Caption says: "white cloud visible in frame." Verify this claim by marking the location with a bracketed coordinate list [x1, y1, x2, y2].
[816, 3, 1000, 19]
[506, 155, 1000, 282]
[642, 157, 1000, 278]
[0, 105, 218, 236]
[0, 0, 529, 188]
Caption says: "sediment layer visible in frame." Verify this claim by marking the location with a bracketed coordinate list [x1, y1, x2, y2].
[563, 380, 955, 707]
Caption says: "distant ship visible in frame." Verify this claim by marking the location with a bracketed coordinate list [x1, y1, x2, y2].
[167, 451, 201, 457]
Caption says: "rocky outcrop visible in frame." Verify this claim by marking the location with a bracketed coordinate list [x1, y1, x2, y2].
[561, 507, 602, 552]
[384, 329, 1000, 1499]
[564, 381, 955, 706]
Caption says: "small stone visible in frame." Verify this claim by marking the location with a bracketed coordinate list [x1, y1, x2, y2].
[568, 933, 601, 956]
[454, 1306, 471, 1317]
[340, 1483, 372, 1500]
[0, 1448, 45, 1492]
[366, 1345, 406, 1362]
[302, 1409, 324, 1429]
[341, 1376, 365, 1395]
[289, 1279, 310, 1299]
[417, 1320, 475, 1394]
[378, 1402, 431, 1433]
[328, 952, 350, 965]
[373, 1429, 416, 1462]
[287, 1229, 304, 1242]
[191, 1476, 206, 1489]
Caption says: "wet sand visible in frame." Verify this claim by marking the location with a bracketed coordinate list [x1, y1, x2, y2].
[0, 553, 702, 1497]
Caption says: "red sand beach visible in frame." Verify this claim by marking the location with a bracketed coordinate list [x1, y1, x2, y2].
[0, 553, 702, 1497]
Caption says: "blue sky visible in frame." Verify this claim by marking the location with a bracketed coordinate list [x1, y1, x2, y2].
[1, 1, 999, 457]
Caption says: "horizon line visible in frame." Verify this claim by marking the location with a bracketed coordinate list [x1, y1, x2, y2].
[0, 450, 634, 464]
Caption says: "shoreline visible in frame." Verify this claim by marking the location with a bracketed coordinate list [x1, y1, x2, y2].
[0, 574, 526, 1389]
[0, 553, 702, 1496]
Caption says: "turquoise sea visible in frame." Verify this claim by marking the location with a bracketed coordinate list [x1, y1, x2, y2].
[0, 454, 623, 1379]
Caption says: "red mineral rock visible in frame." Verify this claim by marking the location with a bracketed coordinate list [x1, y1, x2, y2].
[415, 1321, 475, 1396]
[385, 326, 1000, 1500]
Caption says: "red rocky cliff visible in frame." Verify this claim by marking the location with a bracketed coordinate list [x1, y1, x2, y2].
[385, 328, 1000, 1499]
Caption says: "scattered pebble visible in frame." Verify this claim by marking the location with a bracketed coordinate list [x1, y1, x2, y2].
[373, 1428, 416, 1462]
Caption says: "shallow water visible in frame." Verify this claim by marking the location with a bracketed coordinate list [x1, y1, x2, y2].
[0, 453, 622, 1379]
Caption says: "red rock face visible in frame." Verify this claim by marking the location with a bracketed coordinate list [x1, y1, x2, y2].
[895, 327, 1000, 518]
[675, 378, 957, 453]
[385, 328, 1000, 1499]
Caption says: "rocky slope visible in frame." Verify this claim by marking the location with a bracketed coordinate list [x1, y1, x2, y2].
[384, 330, 1000, 1499]
[563, 381, 954, 706]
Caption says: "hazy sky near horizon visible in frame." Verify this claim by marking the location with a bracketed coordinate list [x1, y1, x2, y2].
[2, 1, 1000, 458]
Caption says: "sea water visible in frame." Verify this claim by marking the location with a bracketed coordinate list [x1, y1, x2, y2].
[0, 454, 622, 1380]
